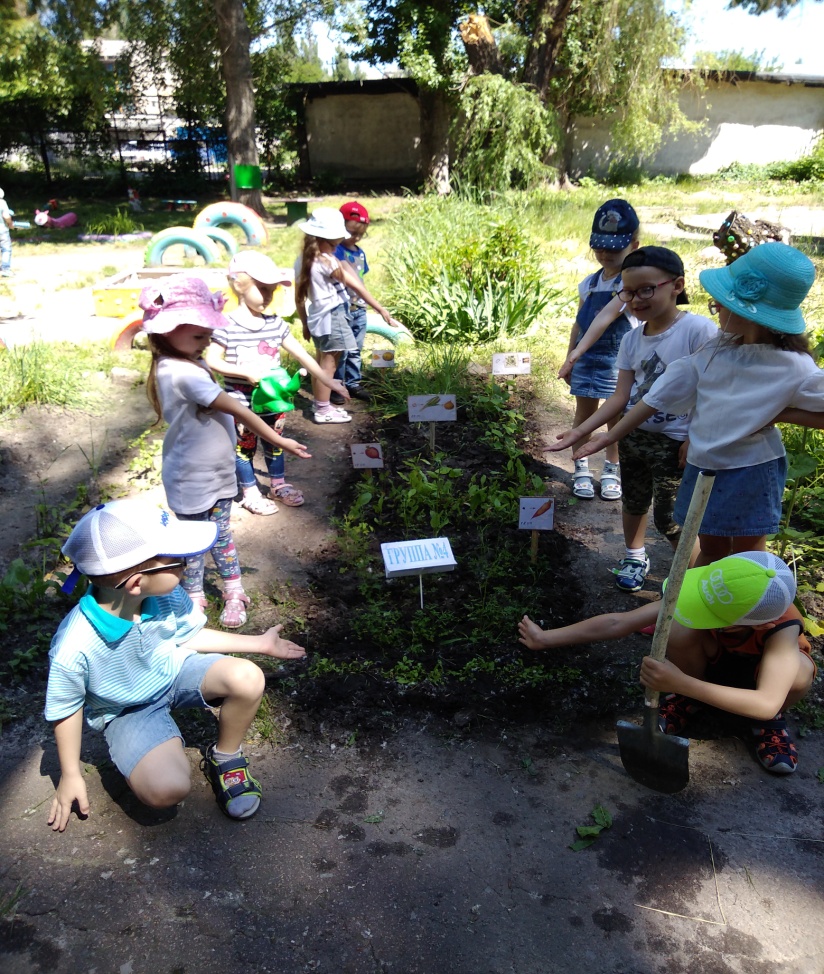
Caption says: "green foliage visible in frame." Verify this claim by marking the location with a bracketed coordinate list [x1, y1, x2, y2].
[570, 805, 613, 851]
[0, 559, 66, 681]
[85, 205, 144, 236]
[385, 197, 558, 343]
[451, 74, 558, 191]
[693, 48, 783, 72]
[0, 342, 113, 411]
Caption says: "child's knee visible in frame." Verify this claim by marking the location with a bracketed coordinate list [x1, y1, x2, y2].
[223, 657, 266, 701]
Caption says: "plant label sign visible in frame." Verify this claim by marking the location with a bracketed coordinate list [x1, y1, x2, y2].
[381, 538, 457, 579]
[492, 352, 531, 376]
[407, 395, 457, 422]
[519, 498, 555, 531]
[351, 443, 384, 469]
[371, 349, 397, 368]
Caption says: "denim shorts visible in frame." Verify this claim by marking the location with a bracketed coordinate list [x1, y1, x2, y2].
[673, 457, 787, 537]
[313, 304, 358, 354]
[569, 352, 619, 400]
[103, 652, 225, 778]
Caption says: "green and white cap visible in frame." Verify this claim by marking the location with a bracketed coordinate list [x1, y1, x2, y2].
[667, 552, 795, 630]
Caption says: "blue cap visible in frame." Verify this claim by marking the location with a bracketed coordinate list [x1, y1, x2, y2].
[590, 199, 640, 251]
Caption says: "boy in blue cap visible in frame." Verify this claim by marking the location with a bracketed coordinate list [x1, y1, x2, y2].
[46, 498, 306, 831]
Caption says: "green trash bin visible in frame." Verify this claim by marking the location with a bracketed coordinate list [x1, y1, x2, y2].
[234, 164, 262, 190]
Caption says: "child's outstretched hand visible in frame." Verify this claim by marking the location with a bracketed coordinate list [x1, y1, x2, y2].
[258, 624, 306, 659]
[48, 774, 90, 833]
[329, 378, 351, 401]
[573, 432, 611, 460]
[518, 615, 553, 651]
[281, 438, 312, 459]
[546, 428, 583, 453]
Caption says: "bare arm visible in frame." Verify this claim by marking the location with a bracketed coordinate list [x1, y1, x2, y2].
[185, 624, 306, 659]
[548, 370, 635, 452]
[47, 707, 90, 832]
[209, 391, 311, 458]
[573, 400, 657, 460]
[774, 408, 824, 429]
[339, 264, 392, 324]
[280, 333, 349, 398]
[640, 627, 803, 721]
[559, 296, 627, 380]
[202, 342, 261, 385]
[518, 602, 659, 651]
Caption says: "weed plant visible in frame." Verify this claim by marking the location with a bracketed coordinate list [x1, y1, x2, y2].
[0, 342, 119, 411]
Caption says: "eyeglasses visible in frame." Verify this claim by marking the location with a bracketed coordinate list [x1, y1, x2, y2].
[115, 561, 186, 589]
[614, 279, 677, 302]
[708, 299, 720, 316]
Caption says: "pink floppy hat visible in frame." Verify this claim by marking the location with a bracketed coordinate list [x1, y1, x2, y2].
[140, 274, 228, 335]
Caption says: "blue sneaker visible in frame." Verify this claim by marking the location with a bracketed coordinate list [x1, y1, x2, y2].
[613, 555, 651, 592]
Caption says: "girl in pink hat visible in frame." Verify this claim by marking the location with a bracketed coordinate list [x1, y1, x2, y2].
[140, 275, 311, 627]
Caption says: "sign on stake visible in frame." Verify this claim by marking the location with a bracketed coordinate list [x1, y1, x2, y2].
[381, 537, 457, 608]
[518, 497, 555, 564]
[492, 352, 532, 376]
[407, 395, 457, 454]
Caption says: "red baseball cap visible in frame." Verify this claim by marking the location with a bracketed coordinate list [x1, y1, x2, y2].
[340, 201, 370, 225]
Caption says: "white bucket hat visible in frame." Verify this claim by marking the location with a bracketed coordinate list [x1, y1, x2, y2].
[298, 207, 347, 241]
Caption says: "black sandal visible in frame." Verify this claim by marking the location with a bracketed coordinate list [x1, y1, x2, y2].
[201, 746, 262, 818]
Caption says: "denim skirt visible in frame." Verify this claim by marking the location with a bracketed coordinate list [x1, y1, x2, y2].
[673, 456, 787, 537]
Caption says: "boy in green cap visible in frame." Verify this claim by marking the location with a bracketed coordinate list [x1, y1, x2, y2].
[518, 552, 815, 774]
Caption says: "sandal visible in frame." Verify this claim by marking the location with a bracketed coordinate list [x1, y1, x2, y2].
[219, 590, 250, 629]
[572, 461, 594, 499]
[238, 485, 278, 516]
[201, 745, 262, 819]
[600, 461, 622, 501]
[271, 483, 304, 507]
[751, 713, 798, 774]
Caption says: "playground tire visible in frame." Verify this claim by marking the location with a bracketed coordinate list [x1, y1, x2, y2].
[201, 225, 239, 258]
[112, 318, 145, 352]
[144, 227, 221, 267]
[194, 202, 268, 247]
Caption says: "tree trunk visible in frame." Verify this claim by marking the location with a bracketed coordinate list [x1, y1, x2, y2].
[459, 14, 503, 75]
[419, 89, 451, 195]
[212, 0, 263, 214]
[522, 0, 576, 102]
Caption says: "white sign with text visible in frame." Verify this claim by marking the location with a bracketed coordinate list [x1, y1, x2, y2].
[407, 394, 457, 423]
[381, 538, 457, 579]
[492, 352, 532, 376]
[518, 498, 555, 531]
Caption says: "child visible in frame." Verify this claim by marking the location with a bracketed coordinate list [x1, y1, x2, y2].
[518, 551, 815, 774]
[295, 207, 393, 424]
[550, 247, 717, 592]
[45, 498, 306, 831]
[204, 251, 350, 515]
[140, 275, 311, 627]
[332, 200, 373, 404]
[0, 188, 13, 277]
[575, 242, 824, 565]
[559, 199, 642, 500]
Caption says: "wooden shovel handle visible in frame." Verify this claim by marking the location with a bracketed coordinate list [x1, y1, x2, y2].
[645, 470, 716, 708]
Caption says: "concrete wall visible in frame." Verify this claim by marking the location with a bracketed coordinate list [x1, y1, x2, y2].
[572, 76, 824, 177]
[305, 90, 421, 181]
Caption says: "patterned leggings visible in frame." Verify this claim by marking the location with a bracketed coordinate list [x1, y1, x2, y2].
[175, 497, 241, 594]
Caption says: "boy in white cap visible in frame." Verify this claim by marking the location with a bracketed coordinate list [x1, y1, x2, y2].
[204, 250, 350, 513]
[518, 552, 815, 774]
[45, 498, 306, 831]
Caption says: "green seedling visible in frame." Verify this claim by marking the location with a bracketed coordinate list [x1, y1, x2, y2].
[570, 804, 613, 852]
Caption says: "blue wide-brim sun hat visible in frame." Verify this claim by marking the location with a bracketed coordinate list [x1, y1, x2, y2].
[699, 241, 815, 335]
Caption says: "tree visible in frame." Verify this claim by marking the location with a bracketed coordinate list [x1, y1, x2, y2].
[727, 0, 806, 12]
[693, 49, 783, 72]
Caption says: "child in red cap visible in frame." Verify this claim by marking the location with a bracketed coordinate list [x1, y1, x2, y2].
[333, 201, 375, 403]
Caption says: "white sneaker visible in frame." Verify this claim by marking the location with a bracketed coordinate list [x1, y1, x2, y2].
[312, 406, 352, 424]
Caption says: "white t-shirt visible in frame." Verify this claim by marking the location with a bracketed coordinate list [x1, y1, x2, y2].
[643, 338, 824, 469]
[616, 311, 717, 440]
[294, 253, 347, 337]
[155, 357, 238, 514]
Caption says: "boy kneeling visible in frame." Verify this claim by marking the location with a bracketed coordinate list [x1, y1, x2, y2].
[519, 552, 815, 775]
[46, 499, 305, 832]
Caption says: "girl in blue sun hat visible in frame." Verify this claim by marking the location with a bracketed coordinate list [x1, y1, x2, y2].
[575, 241, 824, 566]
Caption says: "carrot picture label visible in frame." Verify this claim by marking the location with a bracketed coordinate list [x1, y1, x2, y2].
[351, 443, 384, 468]
[492, 352, 531, 376]
[370, 349, 396, 368]
[518, 497, 555, 530]
[407, 394, 458, 422]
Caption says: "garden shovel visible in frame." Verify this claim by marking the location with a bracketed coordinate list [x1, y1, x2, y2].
[616, 470, 716, 794]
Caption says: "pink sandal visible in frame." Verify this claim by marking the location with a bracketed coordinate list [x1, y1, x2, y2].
[220, 590, 250, 629]
[238, 486, 278, 516]
[271, 483, 304, 507]
[187, 592, 209, 615]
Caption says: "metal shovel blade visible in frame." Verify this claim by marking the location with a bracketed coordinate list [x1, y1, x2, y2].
[616, 710, 690, 794]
